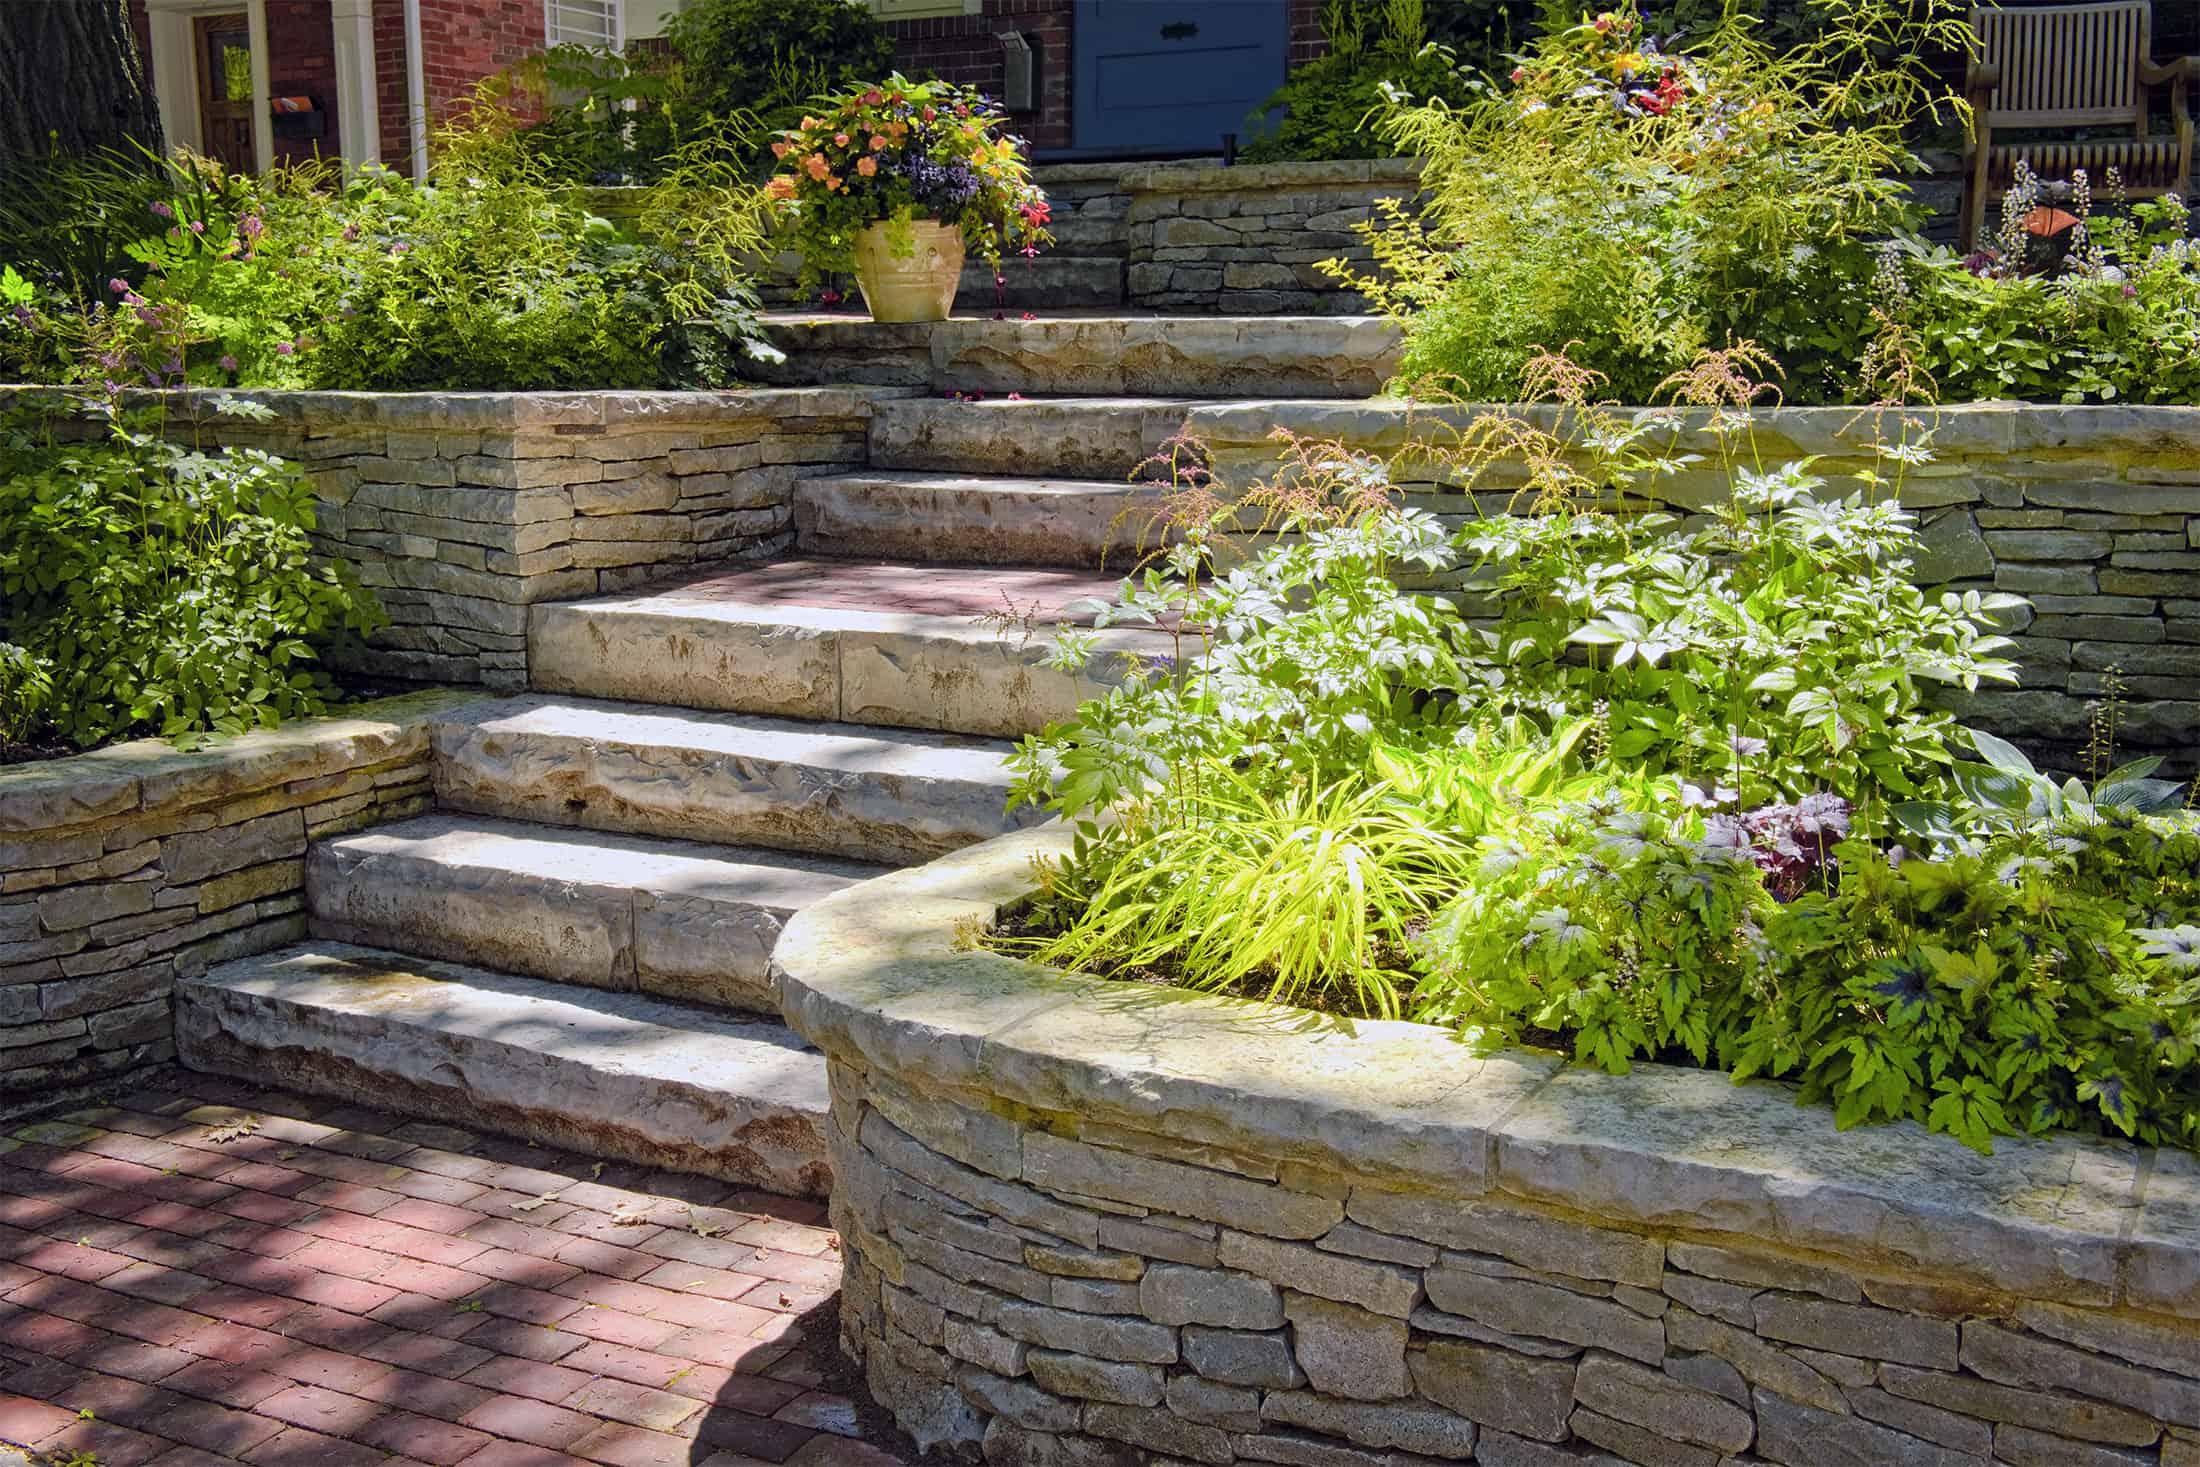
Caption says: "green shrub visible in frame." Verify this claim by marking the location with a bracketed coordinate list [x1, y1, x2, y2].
[8, 97, 775, 393]
[664, 0, 892, 165]
[0, 400, 381, 749]
[1241, 0, 1471, 164]
[1335, 0, 1964, 403]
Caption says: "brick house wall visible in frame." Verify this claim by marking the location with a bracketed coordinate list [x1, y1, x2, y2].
[125, 0, 343, 168]
[879, 0, 1325, 155]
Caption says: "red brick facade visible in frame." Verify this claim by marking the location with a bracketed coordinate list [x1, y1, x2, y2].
[415, 0, 543, 131]
[880, 0, 1325, 154]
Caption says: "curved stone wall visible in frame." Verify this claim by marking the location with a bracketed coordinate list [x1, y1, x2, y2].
[774, 827, 2200, 1467]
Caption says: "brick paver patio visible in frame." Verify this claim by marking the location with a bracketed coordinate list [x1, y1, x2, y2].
[0, 1070, 905, 1467]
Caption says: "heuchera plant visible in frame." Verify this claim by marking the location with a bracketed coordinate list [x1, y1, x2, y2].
[765, 75, 1052, 290]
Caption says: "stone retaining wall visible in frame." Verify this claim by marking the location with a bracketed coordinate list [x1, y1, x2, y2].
[1187, 399, 2200, 770]
[0, 692, 469, 1113]
[774, 827, 2200, 1467]
[5, 387, 892, 688]
[1122, 159, 1423, 315]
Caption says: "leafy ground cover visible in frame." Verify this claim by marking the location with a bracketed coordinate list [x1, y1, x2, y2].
[999, 354, 2200, 1155]
[0, 393, 380, 755]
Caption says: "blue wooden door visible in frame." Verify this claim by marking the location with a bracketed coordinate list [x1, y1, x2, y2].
[1071, 1, 1288, 156]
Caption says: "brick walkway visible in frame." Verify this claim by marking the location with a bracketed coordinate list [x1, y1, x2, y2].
[0, 1070, 905, 1467]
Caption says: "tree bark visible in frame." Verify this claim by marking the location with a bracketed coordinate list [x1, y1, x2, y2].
[0, 0, 164, 159]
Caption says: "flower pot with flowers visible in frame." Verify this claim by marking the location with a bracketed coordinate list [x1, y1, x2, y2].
[765, 75, 1052, 322]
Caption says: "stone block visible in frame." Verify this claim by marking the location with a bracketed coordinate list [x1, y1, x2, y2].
[1051, 1277, 1142, 1314]
[1959, 1321, 2200, 1431]
[1423, 1259, 1665, 1364]
[1847, 1385, 1995, 1456]
[1665, 1304, 1847, 1413]
[1027, 1352, 1163, 1406]
[1162, 1374, 1259, 1430]
[36, 879, 154, 932]
[1348, 1192, 1663, 1287]
[946, 1316, 1031, 1378]
[1217, 1232, 1420, 1316]
[982, 1422, 1140, 1467]
[1408, 1339, 1577, 1441]
[1082, 1402, 1233, 1464]
[1284, 1292, 1408, 1401]
[994, 1299, 1177, 1364]
[1753, 1388, 1988, 1467]
[1567, 1407, 1721, 1467]
[1024, 1132, 1342, 1239]
[1663, 1351, 1749, 1409]
[1259, 1392, 1476, 1459]
[1139, 1264, 1287, 1329]
[1991, 1423, 2154, 1465]
[959, 1366, 1082, 1432]
[1575, 1352, 1755, 1454]
[1752, 1293, 1958, 1369]
[1181, 1327, 1305, 1389]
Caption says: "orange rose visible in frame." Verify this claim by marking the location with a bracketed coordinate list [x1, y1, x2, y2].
[805, 154, 830, 179]
[771, 140, 790, 158]
[869, 135, 888, 150]
[764, 176, 796, 200]
[834, 132, 850, 147]
[856, 155, 877, 176]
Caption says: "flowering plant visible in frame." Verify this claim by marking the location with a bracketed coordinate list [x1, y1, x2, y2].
[765, 75, 1051, 288]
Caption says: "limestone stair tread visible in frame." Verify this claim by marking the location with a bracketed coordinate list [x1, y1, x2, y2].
[308, 812, 886, 1011]
[529, 570, 1172, 737]
[175, 939, 834, 1196]
[794, 469, 1175, 568]
[428, 692, 1041, 864]
[865, 395, 1211, 479]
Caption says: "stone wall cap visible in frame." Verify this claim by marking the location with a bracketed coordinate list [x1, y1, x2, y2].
[0, 687, 480, 836]
[774, 827, 2181, 1315]
[0, 384, 908, 433]
[1119, 157, 1424, 194]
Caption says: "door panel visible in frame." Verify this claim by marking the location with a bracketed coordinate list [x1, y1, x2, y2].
[1072, 1, 1287, 156]
[195, 14, 255, 173]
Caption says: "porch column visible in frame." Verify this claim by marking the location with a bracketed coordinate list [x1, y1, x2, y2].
[143, 3, 201, 153]
[245, 0, 274, 171]
[329, 0, 382, 169]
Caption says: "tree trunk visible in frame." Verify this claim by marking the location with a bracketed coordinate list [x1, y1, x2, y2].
[0, 0, 164, 159]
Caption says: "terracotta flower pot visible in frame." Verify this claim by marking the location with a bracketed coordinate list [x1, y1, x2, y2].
[850, 219, 965, 323]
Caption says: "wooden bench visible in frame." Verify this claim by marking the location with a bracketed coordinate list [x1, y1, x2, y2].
[1962, 1, 2197, 251]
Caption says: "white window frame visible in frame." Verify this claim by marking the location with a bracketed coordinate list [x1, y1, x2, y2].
[545, 0, 624, 50]
[866, 0, 982, 19]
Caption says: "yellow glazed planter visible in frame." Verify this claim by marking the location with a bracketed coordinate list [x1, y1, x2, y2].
[850, 219, 965, 322]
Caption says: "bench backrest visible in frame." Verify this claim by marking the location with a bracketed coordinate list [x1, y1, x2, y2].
[1971, 1, 2150, 127]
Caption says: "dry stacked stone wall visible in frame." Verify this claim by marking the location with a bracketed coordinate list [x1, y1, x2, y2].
[0, 693, 463, 1112]
[1123, 160, 1424, 314]
[833, 1082, 2200, 1467]
[775, 832, 2200, 1467]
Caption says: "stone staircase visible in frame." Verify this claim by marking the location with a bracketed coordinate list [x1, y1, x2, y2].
[175, 316, 1393, 1201]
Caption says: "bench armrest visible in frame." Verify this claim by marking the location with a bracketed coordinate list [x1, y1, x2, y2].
[1965, 61, 2001, 98]
[2139, 56, 2200, 87]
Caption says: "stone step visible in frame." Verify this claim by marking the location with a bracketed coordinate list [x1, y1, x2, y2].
[429, 694, 1038, 865]
[867, 395, 1202, 480]
[795, 470, 1173, 568]
[757, 316, 1401, 397]
[957, 255, 1124, 310]
[176, 941, 833, 1196]
[529, 565, 1170, 738]
[307, 813, 885, 1015]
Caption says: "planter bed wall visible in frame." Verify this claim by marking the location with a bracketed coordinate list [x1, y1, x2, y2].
[1122, 159, 1425, 315]
[775, 826, 2200, 1467]
[3, 386, 896, 689]
[1188, 399, 2200, 769]
[0, 691, 470, 1112]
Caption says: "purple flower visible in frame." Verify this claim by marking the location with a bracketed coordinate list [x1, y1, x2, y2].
[219, 354, 239, 373]
[109, 277, 128, 294]
[189, 219, 206, 235]
[150, 201, 174, 220]
[275, 341, 295, 356]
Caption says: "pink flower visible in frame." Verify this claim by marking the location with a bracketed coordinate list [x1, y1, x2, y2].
[275, 341, 294, 355]
[109, 277, 128, 294]
[219, 354, 238, 372]
[150, 201, 174, 219]
[189, 219, 206, 234]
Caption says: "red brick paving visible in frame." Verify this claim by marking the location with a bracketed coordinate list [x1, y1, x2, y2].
[0, 1071, 897, 1467]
